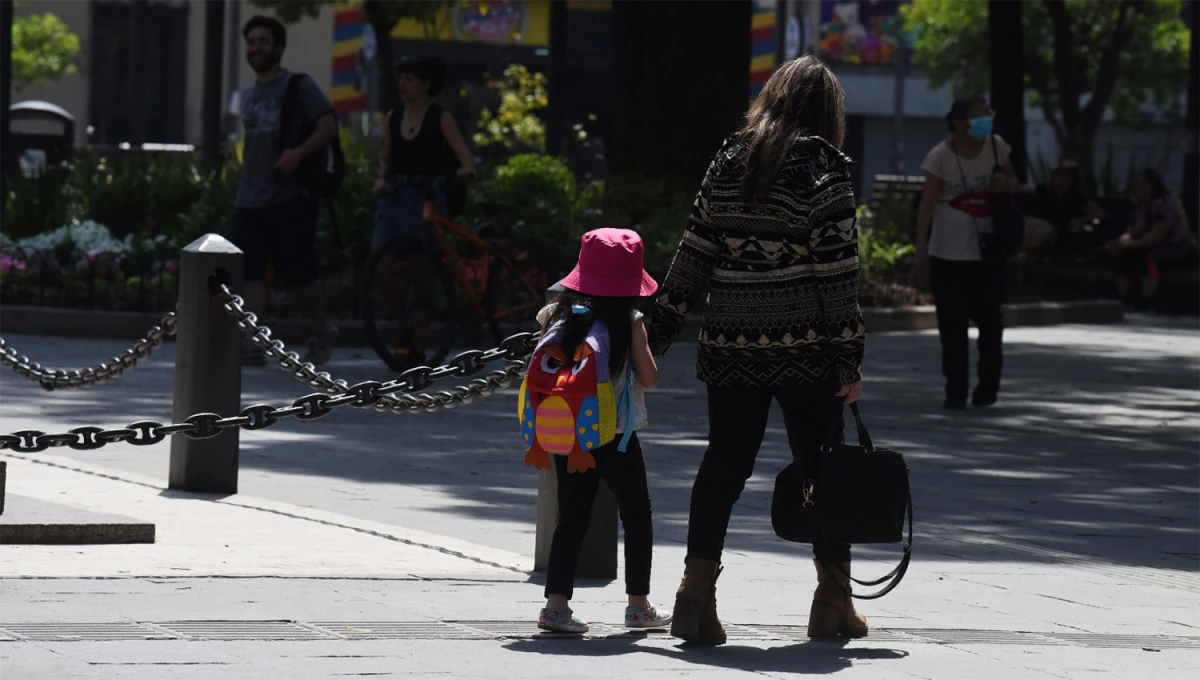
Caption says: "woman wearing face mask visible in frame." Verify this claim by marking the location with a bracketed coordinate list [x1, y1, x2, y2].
[912, 96, 1017, 410]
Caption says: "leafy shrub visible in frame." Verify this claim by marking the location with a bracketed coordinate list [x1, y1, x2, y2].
[3, 165, 74, 239]
[473, 65, 548, 161]
[594, 172, 695, 278]
[856, 203, 916, 279]
[69, 151, 203, 239]
[469, 153, 590, 274]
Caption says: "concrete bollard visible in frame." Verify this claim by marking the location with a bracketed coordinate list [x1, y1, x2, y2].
[168, 234, 244, 494]
[534, 468, 618, 579]
[532, 281, 619, 578]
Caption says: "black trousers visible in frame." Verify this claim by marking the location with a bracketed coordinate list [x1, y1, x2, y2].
[544, 434, 653, 600]
[931, 257, 1007, 402]
[233, 194, 320, 287]
[688, 384, 851, 565]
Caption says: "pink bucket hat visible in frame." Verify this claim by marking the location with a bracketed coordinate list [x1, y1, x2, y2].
[559, 228, 659, 298]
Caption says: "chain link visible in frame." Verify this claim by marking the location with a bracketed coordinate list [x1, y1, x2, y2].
[0, 359, 531, 454]
[214, 283, 540, 414]
[0, 284, 541, 453]
[0, 313, 177, 391]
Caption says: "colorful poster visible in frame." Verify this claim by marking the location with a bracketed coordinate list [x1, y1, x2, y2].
[818, 0, 905, 66]
[749, 0, 777, 101]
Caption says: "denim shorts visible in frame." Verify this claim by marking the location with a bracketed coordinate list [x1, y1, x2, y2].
[372, 186, 447, 251]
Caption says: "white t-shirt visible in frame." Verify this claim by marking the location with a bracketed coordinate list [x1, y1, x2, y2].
[921, 136, 1011, 261]
[535, 305, 648, 433]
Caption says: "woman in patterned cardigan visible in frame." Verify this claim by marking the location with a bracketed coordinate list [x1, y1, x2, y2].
[647, 55, 867, 644]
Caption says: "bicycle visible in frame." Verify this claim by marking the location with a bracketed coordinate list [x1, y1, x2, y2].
[361, 175, 544, 371]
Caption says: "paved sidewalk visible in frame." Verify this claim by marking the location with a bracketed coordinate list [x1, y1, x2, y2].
[0, 315, 1197, 678]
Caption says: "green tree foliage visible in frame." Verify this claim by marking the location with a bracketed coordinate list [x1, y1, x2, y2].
[12, 8, 81, 90]
[474, 65, 548, 156]
[902, 0, 1190, 179]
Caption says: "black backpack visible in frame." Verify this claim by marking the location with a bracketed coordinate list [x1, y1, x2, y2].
[279, 73, 345, 199]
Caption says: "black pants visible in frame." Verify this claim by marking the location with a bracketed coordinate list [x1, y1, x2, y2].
[233, 194, 320, 286]
[688, 384, 851, 565]
[931, 257, 1007, 402]
[544, 434, 652, 600]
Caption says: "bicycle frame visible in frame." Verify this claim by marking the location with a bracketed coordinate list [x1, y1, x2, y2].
[421, 200, 542, 323]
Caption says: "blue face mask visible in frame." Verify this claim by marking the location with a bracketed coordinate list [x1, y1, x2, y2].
[967, 115, 994, 140]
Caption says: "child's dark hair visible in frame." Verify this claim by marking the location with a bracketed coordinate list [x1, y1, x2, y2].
[547, 290, 636, 375]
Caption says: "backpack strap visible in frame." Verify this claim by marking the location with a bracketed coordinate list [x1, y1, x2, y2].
[616, 363, 635, 453]
[277, 73, 304, 153]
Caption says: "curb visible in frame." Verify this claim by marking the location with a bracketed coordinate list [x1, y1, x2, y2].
[0, 522, 156, 545]
[0, 300, 1124, 347]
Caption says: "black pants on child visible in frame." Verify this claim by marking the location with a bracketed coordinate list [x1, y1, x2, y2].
[687, 383, 851, 565]
[544, 433, 652, 600]
[931, 257, 1007, 402]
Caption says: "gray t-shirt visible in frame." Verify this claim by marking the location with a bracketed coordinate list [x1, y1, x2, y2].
[236, 71, 333, 208]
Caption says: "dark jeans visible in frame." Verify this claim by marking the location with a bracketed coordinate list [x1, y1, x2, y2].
[233, 193, 320, 286]
[931, 257, 1007, 402]
[688, 383, 851, 565]
[544, 434, 653, 600]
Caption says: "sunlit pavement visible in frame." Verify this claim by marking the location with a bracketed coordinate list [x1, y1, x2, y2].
[1, 315, 1197, 678]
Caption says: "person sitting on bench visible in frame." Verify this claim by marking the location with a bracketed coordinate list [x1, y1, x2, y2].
[1105, 168, 1198, 310]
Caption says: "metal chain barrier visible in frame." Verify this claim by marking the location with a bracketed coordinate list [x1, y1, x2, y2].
[0, 287, 541, 453]
[0, 313, 178, 392]
[214, 283, 539, 414]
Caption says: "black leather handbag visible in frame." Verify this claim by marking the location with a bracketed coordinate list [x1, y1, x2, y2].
[771, 403, 913, 599]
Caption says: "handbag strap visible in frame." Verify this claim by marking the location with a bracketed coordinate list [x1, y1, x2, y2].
[817, 403, 913, 600]
[848, 402, 872, 451]
[819, 494, 913, 600]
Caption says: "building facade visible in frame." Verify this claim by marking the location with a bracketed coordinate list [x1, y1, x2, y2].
[11, 0, 1186, 195]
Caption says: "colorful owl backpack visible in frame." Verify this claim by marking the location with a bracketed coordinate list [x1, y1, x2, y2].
[518, 310, 634, 474]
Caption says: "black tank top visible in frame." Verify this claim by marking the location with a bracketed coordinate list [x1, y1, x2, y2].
[389, 103, 450, 176]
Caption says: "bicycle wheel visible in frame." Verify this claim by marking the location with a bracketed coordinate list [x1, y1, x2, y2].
[481, 250, 544, 347]
[361, 238, 458, 371]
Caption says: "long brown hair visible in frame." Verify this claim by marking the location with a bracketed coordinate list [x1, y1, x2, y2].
[738, 55, 846, 203]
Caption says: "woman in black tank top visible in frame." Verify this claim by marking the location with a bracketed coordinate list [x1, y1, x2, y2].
[372, 56, 476, 250]
[371, 56, 477, 368]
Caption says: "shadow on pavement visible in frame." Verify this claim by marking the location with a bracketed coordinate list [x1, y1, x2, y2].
[7, 320, 1198, 573]
[503, 635, 909, 674]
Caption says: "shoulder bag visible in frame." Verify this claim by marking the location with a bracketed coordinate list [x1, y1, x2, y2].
[771, 403, 913, 599]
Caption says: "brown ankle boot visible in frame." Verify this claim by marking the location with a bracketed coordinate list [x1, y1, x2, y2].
[808, 559, 868, 639]
[670, 558, 727, 645]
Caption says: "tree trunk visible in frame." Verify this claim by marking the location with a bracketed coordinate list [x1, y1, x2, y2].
[363, 1, 398, 115]
[1183, 0, 1198, 234]
[1044, 0, 1139, 193]
[200, 0, 226, 173]
[0, 0, 12, 229]
[610, 0, 751, 180]
[988, 0, 1026, 181]
[545, 0, 568, 157]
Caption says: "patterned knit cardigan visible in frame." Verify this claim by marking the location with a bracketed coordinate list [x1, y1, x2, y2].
[647, 135, 866, 388]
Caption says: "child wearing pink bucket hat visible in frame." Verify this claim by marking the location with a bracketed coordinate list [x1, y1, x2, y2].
[532, 228, 671, 634]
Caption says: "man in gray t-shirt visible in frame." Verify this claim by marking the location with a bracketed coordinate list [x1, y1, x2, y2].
[234, 15, 338, 366]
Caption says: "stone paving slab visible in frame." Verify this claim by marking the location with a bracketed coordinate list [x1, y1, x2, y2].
[0, 316, 1196, 678]
[0, 493, 154, 544]
[1, 636, 1197, 680]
